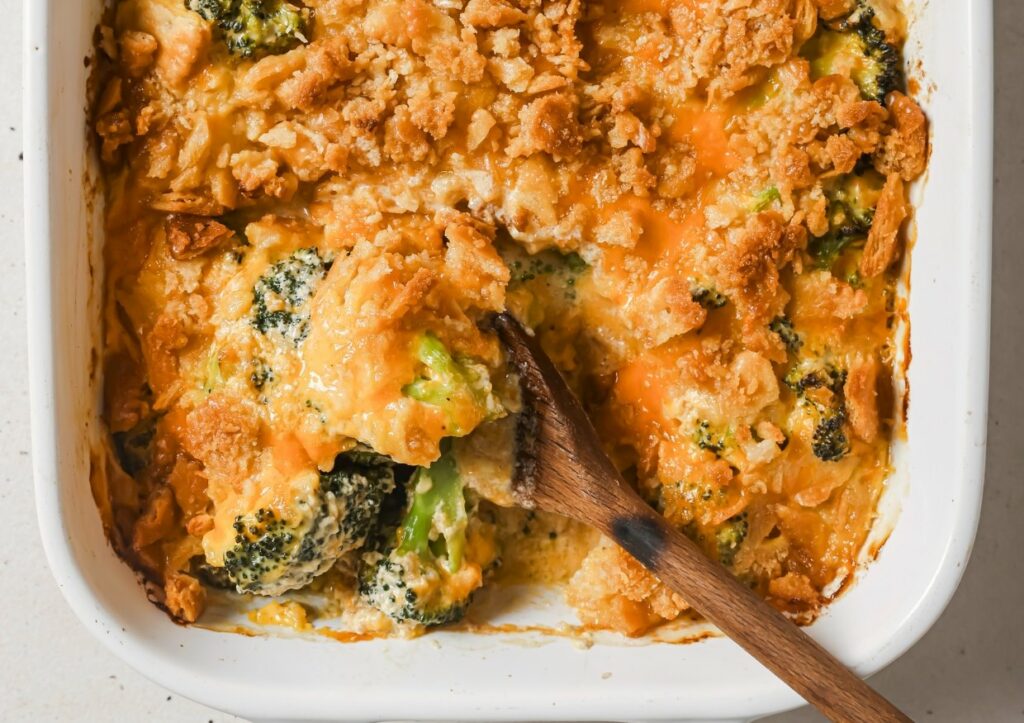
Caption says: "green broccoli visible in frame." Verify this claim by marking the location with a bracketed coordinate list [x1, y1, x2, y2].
[769, 315, 802, 353]
[784, 359, 847, 396]
[251, 247, 328, 346]
[715, 513, 749, 567]
[809, 170, 886, 269]
[691, 284, 729, 310]
[751, 186, 781, 212]
[811, 408, 850, 462]
[693, 419, 728, 455]
[403, 333, 503, 436]
[828, 171, 883, 229]
[784, 359, 851, 462]
[505, 248, 589, 301]
[800, 4, 902, 103]
[359, 442, 488, 626]
[220, 448, 395, 595]
[186, 0, 311, 58]
[250, 357, 274, 391]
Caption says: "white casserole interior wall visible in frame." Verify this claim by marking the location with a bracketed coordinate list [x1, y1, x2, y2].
[25, 0, 990, 720]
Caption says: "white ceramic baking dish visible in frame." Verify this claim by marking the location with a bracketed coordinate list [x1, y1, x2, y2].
[23, 1, 993, 720]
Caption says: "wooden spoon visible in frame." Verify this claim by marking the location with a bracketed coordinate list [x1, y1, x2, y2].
[492, 312, 910, 723]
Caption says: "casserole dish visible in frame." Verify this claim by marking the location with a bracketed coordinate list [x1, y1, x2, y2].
[24, 0, 992, 720]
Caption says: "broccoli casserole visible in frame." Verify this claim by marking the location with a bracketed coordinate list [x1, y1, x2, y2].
[91, 0, 926, 637]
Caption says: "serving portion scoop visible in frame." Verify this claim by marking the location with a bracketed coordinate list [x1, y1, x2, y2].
[492, 313, 910, 723]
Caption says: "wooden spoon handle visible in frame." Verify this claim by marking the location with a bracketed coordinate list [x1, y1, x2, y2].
[604, 496, 910, 723]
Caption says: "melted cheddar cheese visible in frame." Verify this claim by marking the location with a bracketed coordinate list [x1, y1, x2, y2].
[92, 0, 925, 635]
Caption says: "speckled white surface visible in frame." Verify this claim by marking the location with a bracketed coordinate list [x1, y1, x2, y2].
[3, 1, 1022, 720]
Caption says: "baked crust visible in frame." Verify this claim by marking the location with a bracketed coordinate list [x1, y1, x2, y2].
[93, 0, 925, 634]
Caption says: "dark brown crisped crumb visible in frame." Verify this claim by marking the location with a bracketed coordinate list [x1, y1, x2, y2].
[165, 215, 235, 261]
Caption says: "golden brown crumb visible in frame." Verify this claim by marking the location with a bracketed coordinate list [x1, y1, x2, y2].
[95, 110, 133, 164]
[118, 30, 158, 77]
[812, 0, 856, 21]
[627, 274, 707, 348]
[792, 270, 868, 321]
[835, 99, 887, 131]
[382, 267, 438, 321]
[385, 105, 432, 163]
[182, 394, 261, 480]
[185, 513, 215, 537]
[775, 145, 816, 190]
[566, 538, 688, 637]
[510, 93, 582, 159]
[276, 38, 353, 111]
[875, 92, 929, 181]
[845, 356, 880, 443]
[442, 222, 510, 311]
[769, 572, 820, 604]
[462, 0, 528, 28]
[132, 486, 178, 551]
[824, 134, 861, 174]
[668, 0, 807, 99]
[409, 90, 459, 141]
[164, 215, 234, 260]
[860, 174, 907, 277]
[164, 572, 206, 623]
[122, 0, 211, 87]
[167, 457, 210, 519]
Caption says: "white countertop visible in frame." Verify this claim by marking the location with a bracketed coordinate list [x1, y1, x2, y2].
[2, 1, 1021, 720]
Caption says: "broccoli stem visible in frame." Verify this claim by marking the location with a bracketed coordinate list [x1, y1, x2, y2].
[397, 442, 467, 573]
[403, 333, 463, 406]
[402, 332, 501, 437]
[203, 347, 223, 394]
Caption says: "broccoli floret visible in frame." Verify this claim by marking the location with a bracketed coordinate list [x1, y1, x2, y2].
[691, 284, 729, 310]
[785, 359, 851, 462]
[403, 333, 503, 436]
[506, 248, 589, 301]
[359, 443, 488, 626]
[508, 250, 587, 282]
[321, 451, 397, 543]
[809, 170, 886, 268]
[828, 171, 883, 229]
[811, 407, 850, 461]
[785, 359, 845, 392]
[186, 0, 311, 58]
[250, 357, 274, 391]
[784, 359, 847, 396]
[220, 449, 394, 595]
[715, 513, 749, 567]
[251, 247, 327, 346]
[769, 315, 802, 353]
[693, 419, 727, 454]
[801, 4, 901, 103]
